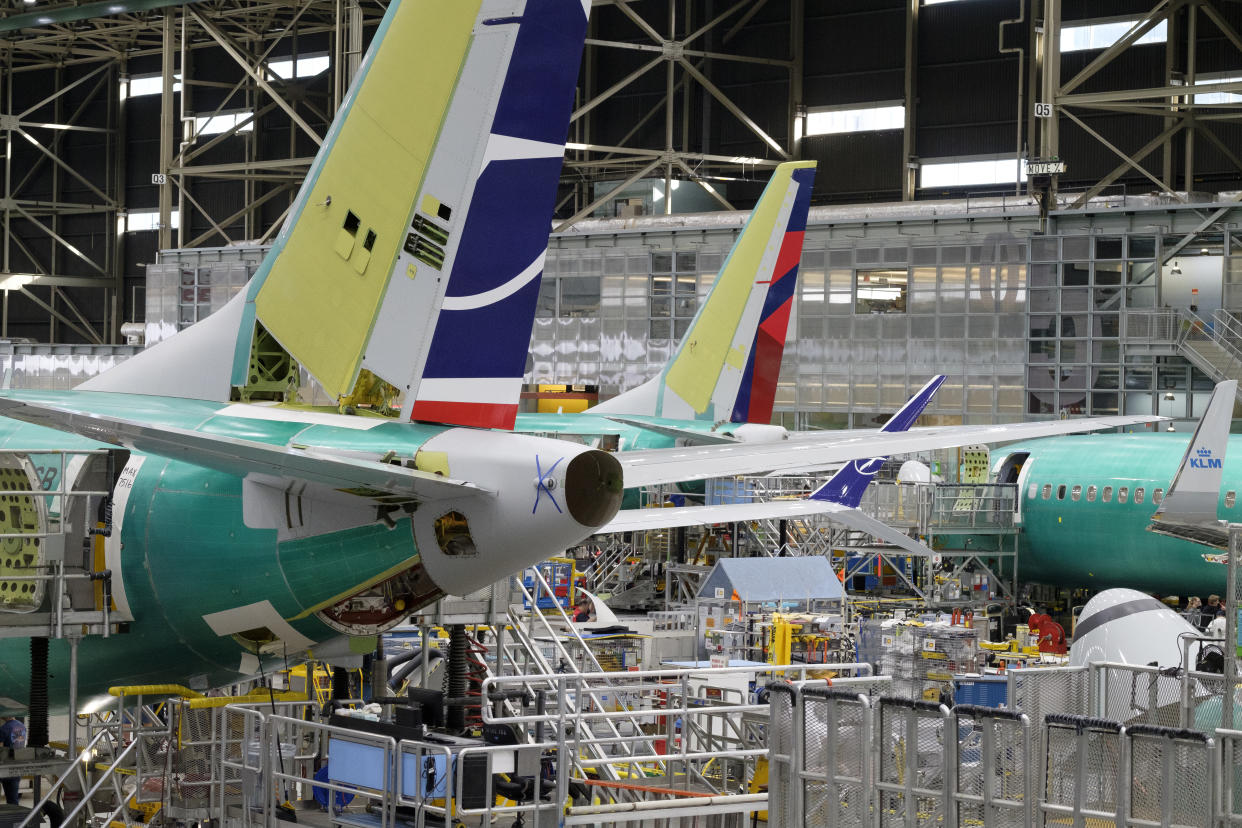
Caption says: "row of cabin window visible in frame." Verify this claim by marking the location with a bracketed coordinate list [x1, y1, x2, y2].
[1028, 482, 1239, 508]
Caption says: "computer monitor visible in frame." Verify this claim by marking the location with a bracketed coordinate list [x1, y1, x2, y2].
[406, 687, 444, 729]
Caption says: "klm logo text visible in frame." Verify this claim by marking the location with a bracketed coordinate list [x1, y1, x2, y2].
[1191, 447, 1223, 469]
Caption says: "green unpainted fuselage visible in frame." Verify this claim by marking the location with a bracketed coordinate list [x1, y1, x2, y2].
[1003, 433, 1237, 595]
[0, 390, 451, 713]
[0, 400, 698, 711]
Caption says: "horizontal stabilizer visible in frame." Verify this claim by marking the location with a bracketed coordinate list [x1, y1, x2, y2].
[600, 498, 935, 557]
[620, 414, 1164, 488]
[0, 397, 490, 502]
[601, 416, 737, 446]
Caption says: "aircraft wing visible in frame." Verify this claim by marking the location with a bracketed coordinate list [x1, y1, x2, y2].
[619, 414, 1162, 488]
[0, 397, 491, 501]
[600, 498, 933, 556]
[601, 416, 738, 446]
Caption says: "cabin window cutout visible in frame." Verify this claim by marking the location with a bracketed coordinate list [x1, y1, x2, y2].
[1103, 486, 1113, 503]
[1070, 485, 1082, 501]
[1227, 491, 1237, 508]
[343, 211, 360, 235]
[434, 510, 477, 557]
[1028, 484, 1037, 500]
[1134, 487, 1145, 504]
[1153, 488, 1163, 504]
[437, 203, 452, 221]
[1118, 487, 1129, 504]
[1086, 485, 1097, 502]
[1041, 484, 1051, 500]
[1056, 484, 1066, 500]
[363, 230, 376, 252]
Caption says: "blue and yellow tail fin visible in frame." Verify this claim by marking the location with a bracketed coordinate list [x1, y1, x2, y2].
[594, 161, 816, 422]
[85, 0, 588, 431]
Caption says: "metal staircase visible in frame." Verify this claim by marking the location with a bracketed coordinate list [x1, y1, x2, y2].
[492, 567, 668, 785]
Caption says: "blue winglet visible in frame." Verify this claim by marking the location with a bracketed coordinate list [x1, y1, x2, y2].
[810, 375, 946, 507]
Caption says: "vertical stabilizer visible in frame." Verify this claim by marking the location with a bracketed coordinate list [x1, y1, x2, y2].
[84, 0, 588, 429]
[593, 161, 816, 422]
[1151, 379, 1236, 528]
[810, 375, 946, 508]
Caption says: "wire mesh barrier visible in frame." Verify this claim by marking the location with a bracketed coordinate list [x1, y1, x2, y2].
[1217, 729, 1242, 826]
[876, 698, 951, 828]
[769, 678, 1226, 828]
[766, 683, 798, 828]
[1040, 714, 1125, 827]
[801, 688, 872, 828]
[949, 705, 1031, 828]
[1126, 725, 1213, 828]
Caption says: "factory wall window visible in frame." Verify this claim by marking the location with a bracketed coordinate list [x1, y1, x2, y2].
[1041, 484, 1051, 500]
[855, 269, 907, 314]
[1227, 491, 1237, 509]
[1153, 488, 1163, 504]
[1086, 485, 1097, 502]
[1118, 487, 1129, 504]
[268, 55, 330, 80]
[1056, 484, 1066, 500]
[1060, 18, 1167, 53]
[193, 111, 255, 138]
[535, 279, 556, 318]
[1070, 485, 1082, 501]
[804, 102, 903, 137]
[920, 156, 1026, 189]
[1193, 73, 1242, 104]
[650, 252, 698, 339]
[121, 72, 182, 99]
[558, 276, 601, 317]
[1134, 487, 1145, 504]
[120, 209, 180, 233]
[1103, 486, 1113, 503]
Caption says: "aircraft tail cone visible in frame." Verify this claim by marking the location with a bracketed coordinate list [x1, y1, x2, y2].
[565, 449, 624, 528]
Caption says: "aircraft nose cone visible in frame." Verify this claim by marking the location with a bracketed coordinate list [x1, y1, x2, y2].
[564, 448, 623, 528]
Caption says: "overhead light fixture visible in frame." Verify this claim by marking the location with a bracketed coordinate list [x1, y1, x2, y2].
[1167, 423, 1176, 432]
[22, 0, 37, 5]
[1170, 260, 1182, 275]
[1164, 392, 1176, 401]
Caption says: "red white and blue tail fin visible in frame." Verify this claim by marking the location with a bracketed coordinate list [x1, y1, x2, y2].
[593, 161, 816, 422]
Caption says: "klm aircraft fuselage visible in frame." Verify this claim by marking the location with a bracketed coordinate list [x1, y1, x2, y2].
[999, 434, 1241, 594]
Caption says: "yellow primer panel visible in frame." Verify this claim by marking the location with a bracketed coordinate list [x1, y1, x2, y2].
[663, 162, 809, 413]
[420, 194, 443, 218]
[254, 0, 482, 398]
[414, 450, 450, 477]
